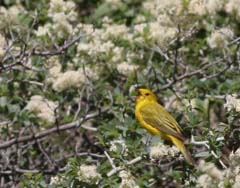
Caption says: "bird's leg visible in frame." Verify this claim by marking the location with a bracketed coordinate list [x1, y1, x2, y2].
[144, 135, 152, 148]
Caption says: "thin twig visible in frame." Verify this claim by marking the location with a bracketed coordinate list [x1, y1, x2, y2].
[191, 135, 227, 168]
[104, 151, 116, 169]
[107, 156, 142, 177]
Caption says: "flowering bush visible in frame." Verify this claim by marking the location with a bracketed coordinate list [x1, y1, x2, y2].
[1, 0, 240, 187]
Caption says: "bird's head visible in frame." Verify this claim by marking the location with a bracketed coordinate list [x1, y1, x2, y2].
[136, 88, 157, 103]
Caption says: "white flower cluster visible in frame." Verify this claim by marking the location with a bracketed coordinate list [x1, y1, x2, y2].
[149, 142, 179, 161]
[134, 0, 183, 48]
[143, 0, 183, 16]
[117, 62, 138, 76]
[109, 138, 129, 156]
[188, 0, 224, 16]
[188, 0, 206, 16]
[25, 95, 58, 124]
[74, 20, 140, 76]
[229, 149, 240, 188]
[0, 3, 25, 26]
[47, 57, 62, 79]
[207, 28, 234, 49]
[224, 94, 240, 112]
[225, 0, 240, 21]
[46, 56, 98, 92]
[50, 175, 63, 185]
[77, 39, 116, 58]
[102, 21, 132, 41]
[143, 0, 224, 17]
[205, 0, 224, 15]
[198, 161, 223, 180]
[48, 0, 76, 20]
[136, 0, 236, 49]
[197, 149, 240, 188]
[119, 170, 139, 188]
[77, 164, 102, 184]
[52, 70, 86, 92]
[134, 21, 177, 48]
[35, 0, 77, 38]
[76, 21, 131, 64]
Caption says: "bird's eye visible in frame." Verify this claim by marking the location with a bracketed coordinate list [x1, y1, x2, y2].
[145, 93, 150, 96]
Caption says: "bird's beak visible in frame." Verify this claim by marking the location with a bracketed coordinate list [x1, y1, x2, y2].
[137, 89, 141, 96]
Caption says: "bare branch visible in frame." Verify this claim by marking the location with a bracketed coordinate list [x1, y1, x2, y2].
[0, 107, 109, 149]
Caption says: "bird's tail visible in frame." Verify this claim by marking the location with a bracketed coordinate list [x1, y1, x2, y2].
[170, 136, 196, 166]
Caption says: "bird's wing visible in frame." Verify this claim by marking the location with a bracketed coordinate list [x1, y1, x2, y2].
[140, 102, 185, 141]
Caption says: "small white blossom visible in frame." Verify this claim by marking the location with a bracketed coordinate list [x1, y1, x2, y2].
[188, 0, 206, 16]
[229, 148, 240, 166]
[198, 161, 223, 179]
[109, 138, 128, 156]
[197, 153, 240, 188]
[37, 0, 77, 39]
[51, 12, 73, 38]
[77, 164, 102, 184]
[119, 170, 139, 188]
[77, 40, 115, 57]
[205, 0, 224, 15]
[197, 174, 215, 188]
[207, 28, 234, 49]
[103, 23, 131, 40]
[46, 56, 62, 78]
[35, 24, 51, 37]
[134, 23, 147, 34]
[49, 65, 62, 79]
[75, 23, 94, 35]
[233, 174, 240, 188]
[135, 15, 146, 24]
[25, 95, 58, 124]
[135, 22, 177, 47]
[78, 67, 99, 80]
[150, 23, 176, 47]
[157, 14, 174, 27]
[225, 0, 240, 21]
[48, 0, 77, 21]
[149, 143, 179, 161]
[111, 46, 124, 63]
[224, 94, 240, 112]
[143, 0, 183, 16]
[77, 43, 91, 52]
[188, 0, 224, 16]
[117, 62, 138, 76]
[50, 176, 63, 185]
[0, 4, 26, 25]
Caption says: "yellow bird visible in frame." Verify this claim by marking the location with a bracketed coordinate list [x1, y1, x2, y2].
[135, 88, 195, 165]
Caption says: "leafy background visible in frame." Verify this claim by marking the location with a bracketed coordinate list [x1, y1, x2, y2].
[0, 0, 240, 187]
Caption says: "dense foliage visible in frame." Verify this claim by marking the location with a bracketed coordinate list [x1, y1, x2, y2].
[0, 0, 240, 187]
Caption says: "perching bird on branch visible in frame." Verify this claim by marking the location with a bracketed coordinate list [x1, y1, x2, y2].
[135, 88, 195, 165]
